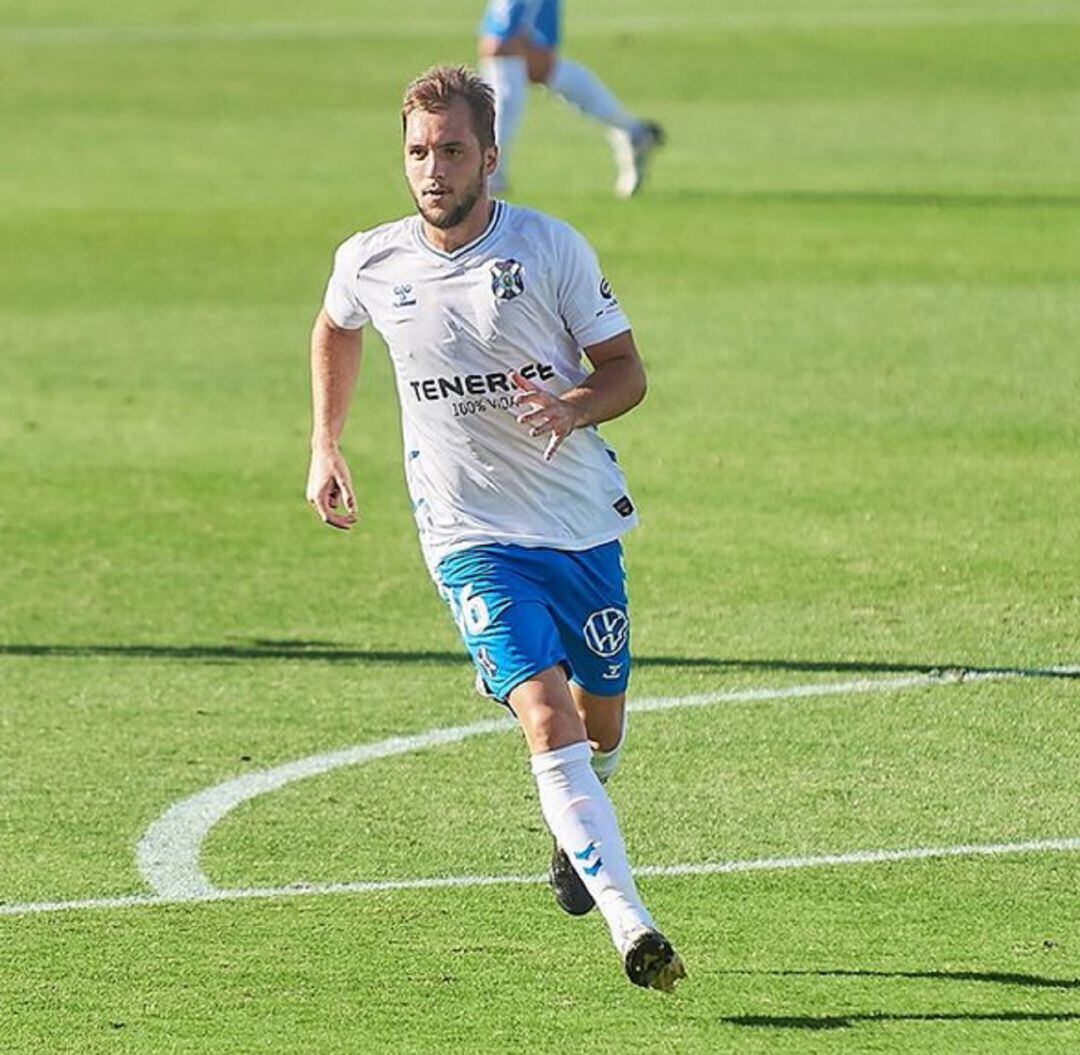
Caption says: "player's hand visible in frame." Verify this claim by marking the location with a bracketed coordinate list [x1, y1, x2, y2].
[511, 371, 582, 462]
[306, 445, 358, 530]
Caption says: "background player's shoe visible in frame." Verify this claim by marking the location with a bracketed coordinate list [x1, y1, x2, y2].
[548, 837, 596, 916]
[611, 121, 665, 199]
[623, 928, 687, 992]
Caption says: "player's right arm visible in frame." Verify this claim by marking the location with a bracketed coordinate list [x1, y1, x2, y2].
[306, 309, 362, 530]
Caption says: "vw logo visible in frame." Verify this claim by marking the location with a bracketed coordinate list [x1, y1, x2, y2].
[582, 607, 629, 658]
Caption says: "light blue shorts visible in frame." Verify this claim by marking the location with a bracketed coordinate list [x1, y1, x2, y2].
[479, 0, 561, 49]
[435, 540, 630, 702]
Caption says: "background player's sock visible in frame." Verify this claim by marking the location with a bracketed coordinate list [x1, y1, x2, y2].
[590, 716, 626, 785]
[546, 58, 641, 134]
[531, 741, 654, 951]
[480, 55, 528, 192]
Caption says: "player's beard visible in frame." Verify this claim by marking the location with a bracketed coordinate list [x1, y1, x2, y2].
[413, 162, 486, 230]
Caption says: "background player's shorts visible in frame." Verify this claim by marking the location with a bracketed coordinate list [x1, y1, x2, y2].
[435, 540, 630, 702]
[479, 0, 561, 49]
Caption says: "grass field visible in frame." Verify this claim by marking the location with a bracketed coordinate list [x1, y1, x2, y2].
[2, 1, 1079, 1051]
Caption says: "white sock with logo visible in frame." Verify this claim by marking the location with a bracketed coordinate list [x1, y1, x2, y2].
[480, 55, 528, 190]
[546, 58, 640, 134]
[531, 741, 654, 952]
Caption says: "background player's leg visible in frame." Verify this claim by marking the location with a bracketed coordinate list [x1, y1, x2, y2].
[478, 37, 529, 194]
[543, 60, 664, 197]
[545, 59, 640, 134]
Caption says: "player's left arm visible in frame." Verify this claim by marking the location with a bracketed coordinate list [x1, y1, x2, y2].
[511, 329, 646, 461]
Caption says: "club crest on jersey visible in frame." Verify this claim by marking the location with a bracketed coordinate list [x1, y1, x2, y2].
[490, 259, 525, 301]
[393, 283, 417, 308]
[583, 607, 629, 658]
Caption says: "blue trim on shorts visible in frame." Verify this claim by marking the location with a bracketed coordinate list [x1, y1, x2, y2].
[480, 0, 561, 49]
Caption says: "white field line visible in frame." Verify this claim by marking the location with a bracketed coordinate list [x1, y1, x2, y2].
[628, 669, 999, 714]
[635, 837, 1080, 878]
[137, 670, 994, 899]
[135, 668, 1074, 898]
[3, 666, 1075, 919]
[136, 715, 516, 899]
[4, 836, 1079, 918]
[2, 5, 1079, 47]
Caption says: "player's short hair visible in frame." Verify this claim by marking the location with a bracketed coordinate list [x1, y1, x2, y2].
[401, 65, 496, 151]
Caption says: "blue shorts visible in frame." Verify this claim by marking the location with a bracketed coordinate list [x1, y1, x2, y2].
[435, 540, 630, 702]
[479, 0, 561, 49]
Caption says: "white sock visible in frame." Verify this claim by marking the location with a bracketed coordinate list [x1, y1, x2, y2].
[590, 714, 626, 785]
[546, 58, 639, 134]
[480, 55, 528, 189]
[531, 741, 654, 952]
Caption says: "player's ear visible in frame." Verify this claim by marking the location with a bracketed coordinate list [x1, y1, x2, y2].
[485, 144, 499, 176]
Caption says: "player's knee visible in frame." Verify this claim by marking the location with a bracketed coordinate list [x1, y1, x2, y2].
[511, 676, 586, 753]
[479, 34, 527, 58]
[525, 706, 584, 753]
[526, 47, 556, 84]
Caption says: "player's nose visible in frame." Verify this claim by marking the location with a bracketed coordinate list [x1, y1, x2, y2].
[422, 151, 442, 179]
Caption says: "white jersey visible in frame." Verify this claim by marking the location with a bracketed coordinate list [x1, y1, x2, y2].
[323, 200, 639, 573]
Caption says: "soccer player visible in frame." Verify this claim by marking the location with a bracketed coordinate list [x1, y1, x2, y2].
[478, 0, 664, 198]
[306, 65, 685, 992]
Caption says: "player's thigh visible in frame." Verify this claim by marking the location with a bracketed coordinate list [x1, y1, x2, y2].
[479, 0, 559, 57]
[549, 540, 633, 699]
[478, 32, 528, 57]
[510, 665, 588, 754]
[521, 0, 559, 79]
[435, 546, 569, 705]
[479, 0, 540, 51]
[530, 0, 561, 49]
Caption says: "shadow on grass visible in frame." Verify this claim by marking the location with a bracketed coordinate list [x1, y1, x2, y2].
[721, 966, 1080, 1030]
[724, 1011, 1080, 1031]
[0, 641, 1076, 680]
[724, 966, 1079, 990]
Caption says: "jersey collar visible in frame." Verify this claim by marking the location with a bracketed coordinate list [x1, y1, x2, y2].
[412, 199, 506, 262]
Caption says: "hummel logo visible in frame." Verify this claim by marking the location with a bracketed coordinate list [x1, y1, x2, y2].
[574, 842, 598, 861]
[393, 283, 417, 307]
[476, 646, 498, 679]
[583, 857, 603, 877]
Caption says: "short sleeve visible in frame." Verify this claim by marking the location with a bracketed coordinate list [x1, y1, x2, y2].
[322, 234, 370, 331]
[555, 225, 631, 349]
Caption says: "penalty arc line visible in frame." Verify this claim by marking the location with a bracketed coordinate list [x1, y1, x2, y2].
[2, 666, 1076, 918]
[138, 671, 953, 898]
[134, 667, 1063, 901]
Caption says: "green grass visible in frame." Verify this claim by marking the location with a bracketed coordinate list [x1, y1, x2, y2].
[2, 1, 1079, 1051]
